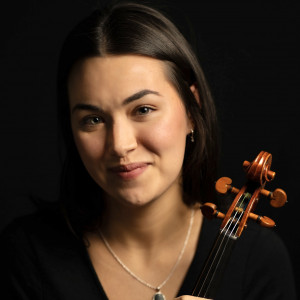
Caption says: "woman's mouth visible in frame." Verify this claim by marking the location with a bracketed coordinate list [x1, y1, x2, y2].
[108, 162, 149, 180]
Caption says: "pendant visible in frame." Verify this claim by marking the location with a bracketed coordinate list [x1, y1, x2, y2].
[153, 291, 166, 300]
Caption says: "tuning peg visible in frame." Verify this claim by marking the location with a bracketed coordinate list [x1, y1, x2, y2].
[201, 202, 276, 229]
[200, 202, 225, 220]
[248, 213, 275, 228]
[260, 188, 287, 207]
[215, 177, 239, 195]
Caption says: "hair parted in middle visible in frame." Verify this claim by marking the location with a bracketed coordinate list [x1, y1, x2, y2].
[57, 1, 219, 233]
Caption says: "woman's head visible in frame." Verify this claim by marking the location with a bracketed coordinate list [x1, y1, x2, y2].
[68, 54, 194, 210]
[57, 1, 218, 231]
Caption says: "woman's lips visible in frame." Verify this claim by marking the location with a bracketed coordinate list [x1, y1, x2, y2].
[108, 163, 149, 180]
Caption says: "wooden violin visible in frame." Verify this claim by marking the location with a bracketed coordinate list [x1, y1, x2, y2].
[191, 151, 287, 298]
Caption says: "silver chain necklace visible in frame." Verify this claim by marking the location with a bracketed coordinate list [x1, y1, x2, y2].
[99, 209, 195, 300]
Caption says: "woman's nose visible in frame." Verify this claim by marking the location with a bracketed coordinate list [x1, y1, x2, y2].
[107, 120, 138, 158]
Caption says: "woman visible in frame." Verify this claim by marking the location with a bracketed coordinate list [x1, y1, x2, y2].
[1, 1, 296, 299]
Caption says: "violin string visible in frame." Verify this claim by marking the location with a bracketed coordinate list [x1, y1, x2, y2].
[195, 194, 248, 297]
[196, 197, 246, 297]
[199, 195, 247, 297]
[201, 196, 247, 296]
[199, 197, 245, 297]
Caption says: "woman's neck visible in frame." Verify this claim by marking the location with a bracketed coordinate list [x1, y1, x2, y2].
[85, 192, 203, 300]
[100, 190, 193, 250]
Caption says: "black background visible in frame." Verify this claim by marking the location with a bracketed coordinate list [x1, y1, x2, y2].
[1, 0, 299, 294]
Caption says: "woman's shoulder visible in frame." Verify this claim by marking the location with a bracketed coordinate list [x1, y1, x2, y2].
[236, 220, 289, 260]
[201, 218, 297, 299]
[0, 204, 82, 263]
[0, 205, 102, 299]
[1, 205, 67, 242]
[203, 217, 292, 272]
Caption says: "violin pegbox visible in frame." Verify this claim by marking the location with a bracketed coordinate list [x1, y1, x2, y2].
[194, 151, 288, 298]
[201, 151, 287, 235]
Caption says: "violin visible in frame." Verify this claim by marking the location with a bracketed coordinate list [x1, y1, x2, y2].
[191, 151, 287, 298]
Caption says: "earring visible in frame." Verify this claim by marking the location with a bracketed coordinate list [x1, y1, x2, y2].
[190, 129, 195, 143]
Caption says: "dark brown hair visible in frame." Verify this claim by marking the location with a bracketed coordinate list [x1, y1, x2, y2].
[57, 1, 219, 234]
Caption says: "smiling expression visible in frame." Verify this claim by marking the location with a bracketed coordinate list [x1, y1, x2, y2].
[68, 55, 192, 208]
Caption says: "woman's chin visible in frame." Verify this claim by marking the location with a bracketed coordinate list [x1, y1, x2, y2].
[117, 195, 153, 208]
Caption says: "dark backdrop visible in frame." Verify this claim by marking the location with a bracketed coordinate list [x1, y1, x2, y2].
[1, 0, 299, 293]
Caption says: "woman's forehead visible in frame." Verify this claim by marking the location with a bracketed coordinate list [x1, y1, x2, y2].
[67, 55, 174, 102]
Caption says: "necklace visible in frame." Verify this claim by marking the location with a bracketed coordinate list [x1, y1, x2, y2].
[99, 208, 195, 300]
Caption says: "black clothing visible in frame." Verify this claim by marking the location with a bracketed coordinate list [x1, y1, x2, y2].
[0, 210, 296, 299]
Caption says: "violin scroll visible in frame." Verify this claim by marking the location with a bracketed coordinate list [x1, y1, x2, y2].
[242, 151, 275, 184]
[201, 151, 286, 236]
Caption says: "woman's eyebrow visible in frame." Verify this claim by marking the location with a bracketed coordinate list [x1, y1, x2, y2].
[71, 89, 161, 114]
[71, 103, 100, 114]
[122, 89, 160, 105]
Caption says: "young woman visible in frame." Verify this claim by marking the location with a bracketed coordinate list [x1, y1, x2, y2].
[1, 2, 296, 299]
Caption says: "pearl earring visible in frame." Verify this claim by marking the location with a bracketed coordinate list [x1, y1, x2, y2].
[190, 129, 195, 143]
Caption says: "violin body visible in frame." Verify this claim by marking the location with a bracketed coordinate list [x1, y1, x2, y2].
[191, 151, 287, 298]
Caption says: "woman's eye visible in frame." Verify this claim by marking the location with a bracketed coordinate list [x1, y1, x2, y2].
[81, 116, 103, 126]
[136, 106, 154, 115]
[90, 116, 102, 125]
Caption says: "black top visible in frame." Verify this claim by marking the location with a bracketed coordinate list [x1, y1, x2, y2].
[0, 209, 296, 299]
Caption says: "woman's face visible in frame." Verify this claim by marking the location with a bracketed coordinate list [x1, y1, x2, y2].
[68, 55, 192, 208]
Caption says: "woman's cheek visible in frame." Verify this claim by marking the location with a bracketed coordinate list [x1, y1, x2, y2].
[74, 132, 105, 162]
[145, 109, 188, 150]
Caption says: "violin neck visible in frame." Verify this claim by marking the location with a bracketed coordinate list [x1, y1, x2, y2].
[192, 231, 237, 298]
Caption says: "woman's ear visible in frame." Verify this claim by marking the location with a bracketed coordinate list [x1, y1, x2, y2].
[190, 84, 200, 104]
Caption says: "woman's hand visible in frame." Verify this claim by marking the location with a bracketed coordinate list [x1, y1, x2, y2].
[175, 296, 212, 300]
